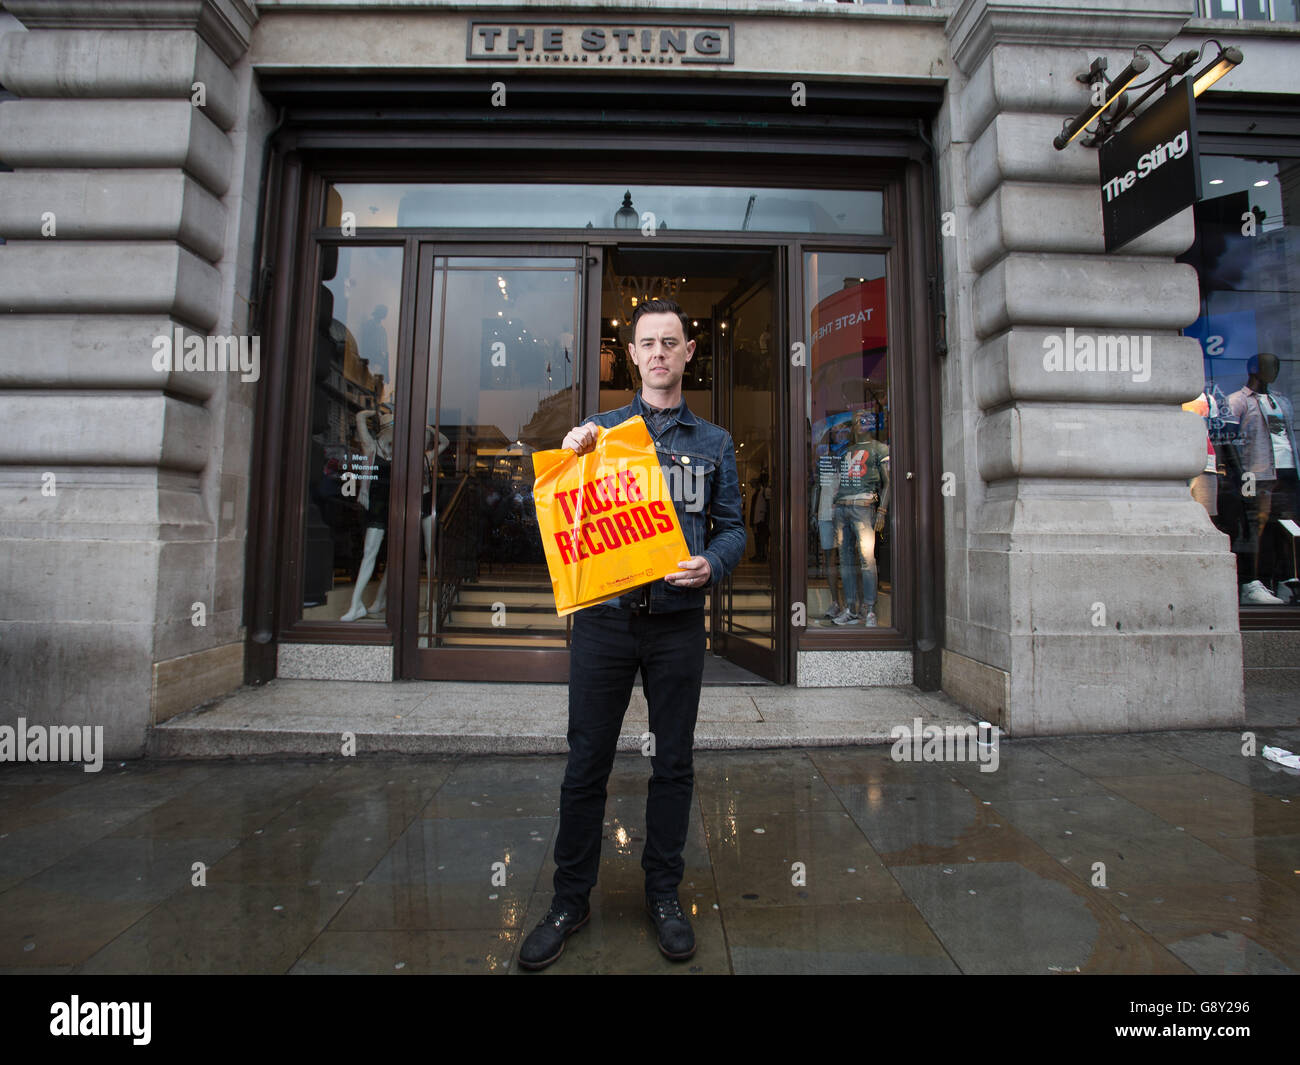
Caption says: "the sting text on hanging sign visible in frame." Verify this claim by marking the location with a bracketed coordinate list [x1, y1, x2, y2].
[1099, 77, 1202, 252]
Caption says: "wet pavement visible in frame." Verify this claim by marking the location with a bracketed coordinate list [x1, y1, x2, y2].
[4, 708, 1300, 975]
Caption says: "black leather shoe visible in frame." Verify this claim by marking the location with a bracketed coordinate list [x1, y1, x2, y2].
[518, 901, 590, 971]
[646, 893, 695, 960]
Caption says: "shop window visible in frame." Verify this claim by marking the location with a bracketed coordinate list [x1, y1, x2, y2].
[802, 251, 892, 630]
[300, 244, 406, 626]
[1181, 154, 1300, 611]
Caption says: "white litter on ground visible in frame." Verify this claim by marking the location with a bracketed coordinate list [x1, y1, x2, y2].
[1262, 745, 1300, 770]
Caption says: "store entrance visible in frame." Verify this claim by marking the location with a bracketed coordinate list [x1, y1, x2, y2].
[395, 241, 786, 682]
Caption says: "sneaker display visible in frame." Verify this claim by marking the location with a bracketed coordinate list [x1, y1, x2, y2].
[863, 611, 878, 627]
[1241, 580, 1285, 605]
[832, 608, 859, 626]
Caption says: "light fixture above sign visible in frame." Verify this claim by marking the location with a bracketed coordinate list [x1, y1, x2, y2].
[1053, 42, 1243, 152]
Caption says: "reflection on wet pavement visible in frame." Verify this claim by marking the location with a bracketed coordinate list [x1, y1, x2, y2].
[1, 730, 1298, 974]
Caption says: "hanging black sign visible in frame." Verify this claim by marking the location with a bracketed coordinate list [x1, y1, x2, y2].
[1099, 78, 1201, 252]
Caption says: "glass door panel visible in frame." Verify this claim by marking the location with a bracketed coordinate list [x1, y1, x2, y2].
[714, 255, 782, 680]
[412, 253, 583, 664]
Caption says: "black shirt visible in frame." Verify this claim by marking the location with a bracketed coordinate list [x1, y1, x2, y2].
[641, 397, 686, 438]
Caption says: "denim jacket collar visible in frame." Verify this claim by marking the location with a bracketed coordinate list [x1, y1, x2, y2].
[630, 390, 698, 429]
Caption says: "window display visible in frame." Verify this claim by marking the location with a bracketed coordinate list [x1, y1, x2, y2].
[803, 251, 892, 628]
[299, 245, 406, 624]
[1181, 153, 1300, 611]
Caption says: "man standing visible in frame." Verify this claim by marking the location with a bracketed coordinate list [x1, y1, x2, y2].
[519, 298, 746, 970]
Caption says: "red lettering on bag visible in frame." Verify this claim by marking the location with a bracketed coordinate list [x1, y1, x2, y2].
[612, 510, 639, 543]
[596, 516, 621, 551]
[554, 530, 576, 565]
[620, 470, 644, 501]
[648, 500, 675, 534]
[555, 492, 574, 525]
[583, 482, 612, 515]
[581, 522, 604, 556]
[630, 505, 656, 539]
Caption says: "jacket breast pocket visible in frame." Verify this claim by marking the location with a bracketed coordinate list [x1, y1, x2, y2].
[664, 452, 715, 517]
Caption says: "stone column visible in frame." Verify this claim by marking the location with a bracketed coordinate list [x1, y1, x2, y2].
[0, 0, 263, 757]
[939, 0, 1243, 734]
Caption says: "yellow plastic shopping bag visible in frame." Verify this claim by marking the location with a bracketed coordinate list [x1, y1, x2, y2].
[532, 415, 690, 616]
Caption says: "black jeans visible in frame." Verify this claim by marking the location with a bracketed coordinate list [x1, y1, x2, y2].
[552, 605, 706, 909]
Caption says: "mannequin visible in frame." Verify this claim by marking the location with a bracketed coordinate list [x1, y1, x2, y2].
[831, 408, 891, 626]
[1228, 352, 1298, 604]
[813, 421, 847, 618]
[341, 407, 449, 621]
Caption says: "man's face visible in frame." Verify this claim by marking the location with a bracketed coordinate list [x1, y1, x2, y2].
[629, 312, 694, 390]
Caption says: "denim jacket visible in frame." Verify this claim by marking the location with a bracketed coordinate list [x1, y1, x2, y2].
[580, 392, 746, 614]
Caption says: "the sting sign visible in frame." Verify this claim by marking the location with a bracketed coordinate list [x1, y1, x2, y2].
[1099, 77, 1201, 252]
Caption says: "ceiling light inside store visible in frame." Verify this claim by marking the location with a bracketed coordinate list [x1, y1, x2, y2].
[1209, 178, 1224, 185]
[1254, 180, 1269, 187]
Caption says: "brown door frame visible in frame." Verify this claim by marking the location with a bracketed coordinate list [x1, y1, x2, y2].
[398, 240, 591, 682]
[258, 165, 941, 688]
[709, 246, 788, 683]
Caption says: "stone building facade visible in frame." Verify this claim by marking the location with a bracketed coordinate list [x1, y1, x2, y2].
[0, 0, 1296, 757]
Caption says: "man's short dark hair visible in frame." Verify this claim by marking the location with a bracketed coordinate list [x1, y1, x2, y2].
[631, 298, 690, 339]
